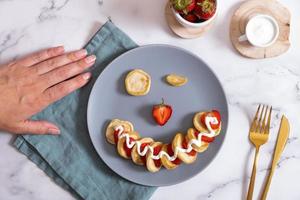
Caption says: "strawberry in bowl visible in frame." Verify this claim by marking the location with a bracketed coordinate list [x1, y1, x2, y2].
[194, 0, 216, 20]
[172, 0, 196, 14]
[170, 0, 217, 29]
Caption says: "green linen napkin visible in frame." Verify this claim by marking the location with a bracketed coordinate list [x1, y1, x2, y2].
[13, 21, 156, 200]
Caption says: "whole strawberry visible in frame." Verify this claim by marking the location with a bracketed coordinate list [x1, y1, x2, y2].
[172, 0, 196, 14]
[182, 13, 198, 23]
[194, 0, 216, 20]
[152, 99, 173, 126]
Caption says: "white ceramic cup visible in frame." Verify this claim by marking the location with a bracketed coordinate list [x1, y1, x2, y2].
[238, 14, 279, 48]
[171, 0, 218, 29]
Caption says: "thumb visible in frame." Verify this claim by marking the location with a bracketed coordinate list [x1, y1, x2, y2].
[15, 120, 60, 135]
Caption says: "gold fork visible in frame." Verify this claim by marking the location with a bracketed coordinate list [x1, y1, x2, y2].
[246, 104, 272, 200]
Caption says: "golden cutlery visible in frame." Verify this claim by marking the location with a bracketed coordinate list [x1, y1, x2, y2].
[261, 115, 290, 200]
[247, 105, 272, 200]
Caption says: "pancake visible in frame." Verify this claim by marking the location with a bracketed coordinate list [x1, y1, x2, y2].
[161, 143, 181, 170]
[186, 128, 209, 153]
[106, 119, 134, 144]
[117, 131, 140, 159]
[193, 112, 222, 135]
[125, 69, 151, 96]
[172, 133, 197, 164]
[131, 137, 154, 166]
[146, 142, 163, 172]
[193, 112, 208, 132]
[165, 74, 188, 87]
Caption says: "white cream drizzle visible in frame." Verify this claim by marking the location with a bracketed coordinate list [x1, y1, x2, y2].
[115, 116, 219, 162]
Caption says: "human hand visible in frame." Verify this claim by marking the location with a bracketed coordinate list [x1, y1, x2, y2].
[0, 46, 96, 135]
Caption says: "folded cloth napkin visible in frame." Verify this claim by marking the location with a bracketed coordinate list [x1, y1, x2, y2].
[13, 21, 156, 200]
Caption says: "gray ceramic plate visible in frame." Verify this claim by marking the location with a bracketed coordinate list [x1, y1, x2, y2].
[87, 44, 228, 186]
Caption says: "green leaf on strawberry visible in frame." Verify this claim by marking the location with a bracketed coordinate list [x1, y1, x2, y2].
[172, 0, 196, 14]
[194, 0, 216, 20]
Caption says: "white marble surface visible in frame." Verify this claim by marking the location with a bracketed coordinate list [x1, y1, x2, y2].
[0, 0, 300, 199]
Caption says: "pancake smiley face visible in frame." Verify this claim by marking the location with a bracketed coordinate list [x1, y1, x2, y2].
[106, 110, 221, 173]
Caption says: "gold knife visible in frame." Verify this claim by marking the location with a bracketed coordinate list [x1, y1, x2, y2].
[261, 115, 290, 200]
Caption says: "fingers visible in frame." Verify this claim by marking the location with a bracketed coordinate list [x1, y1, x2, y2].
[14, 120, 60, 135]
[40, 55, 96, 88]
[42, 72, 91, 104]
[34, 49, 88, 75]
[19, 46, 65, 67]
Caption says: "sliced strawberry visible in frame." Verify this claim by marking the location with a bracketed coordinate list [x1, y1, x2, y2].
[154, 159, 161, 168]
[202, 135, 215, 143]
[172, 157, 182, 165]
[141, 143, 149, 151]
[141, 156, 147, 165]
[153, 146, 161, 155]
[211, 110, 221, 122]
[200, 110, 221, 130]
[167, 144, 182, 165]
[189, 150, 197, 156]
[152, 98, 173, 126]
[182, 139, 197, 156]
[140, 143, 150, 164]
[200, 113, 207, 127]
[194, 131, 215, 143]
[114, 130, 120, 143]
[123, 137, 135, 157]
[153, 146, 162, 167]
[194, 0, 216, 20]
[210, 110, 221, 129]
[182, 13, 198, 23]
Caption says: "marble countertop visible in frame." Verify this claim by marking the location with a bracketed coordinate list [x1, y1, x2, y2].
[1, 0, 300, 199]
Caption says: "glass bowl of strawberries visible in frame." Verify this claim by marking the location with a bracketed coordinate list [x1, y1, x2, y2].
[171, 0, 217, 29]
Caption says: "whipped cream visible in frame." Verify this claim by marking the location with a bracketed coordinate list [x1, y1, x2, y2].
[115, 116, 219, 162]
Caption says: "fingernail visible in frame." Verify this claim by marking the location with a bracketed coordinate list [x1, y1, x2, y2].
[55, 46, 65, 53]
[48, 128, 60, 135]
[75, 49, 87, 58]
[83, 73, 91, 80]
[85, 55, 96, 63]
